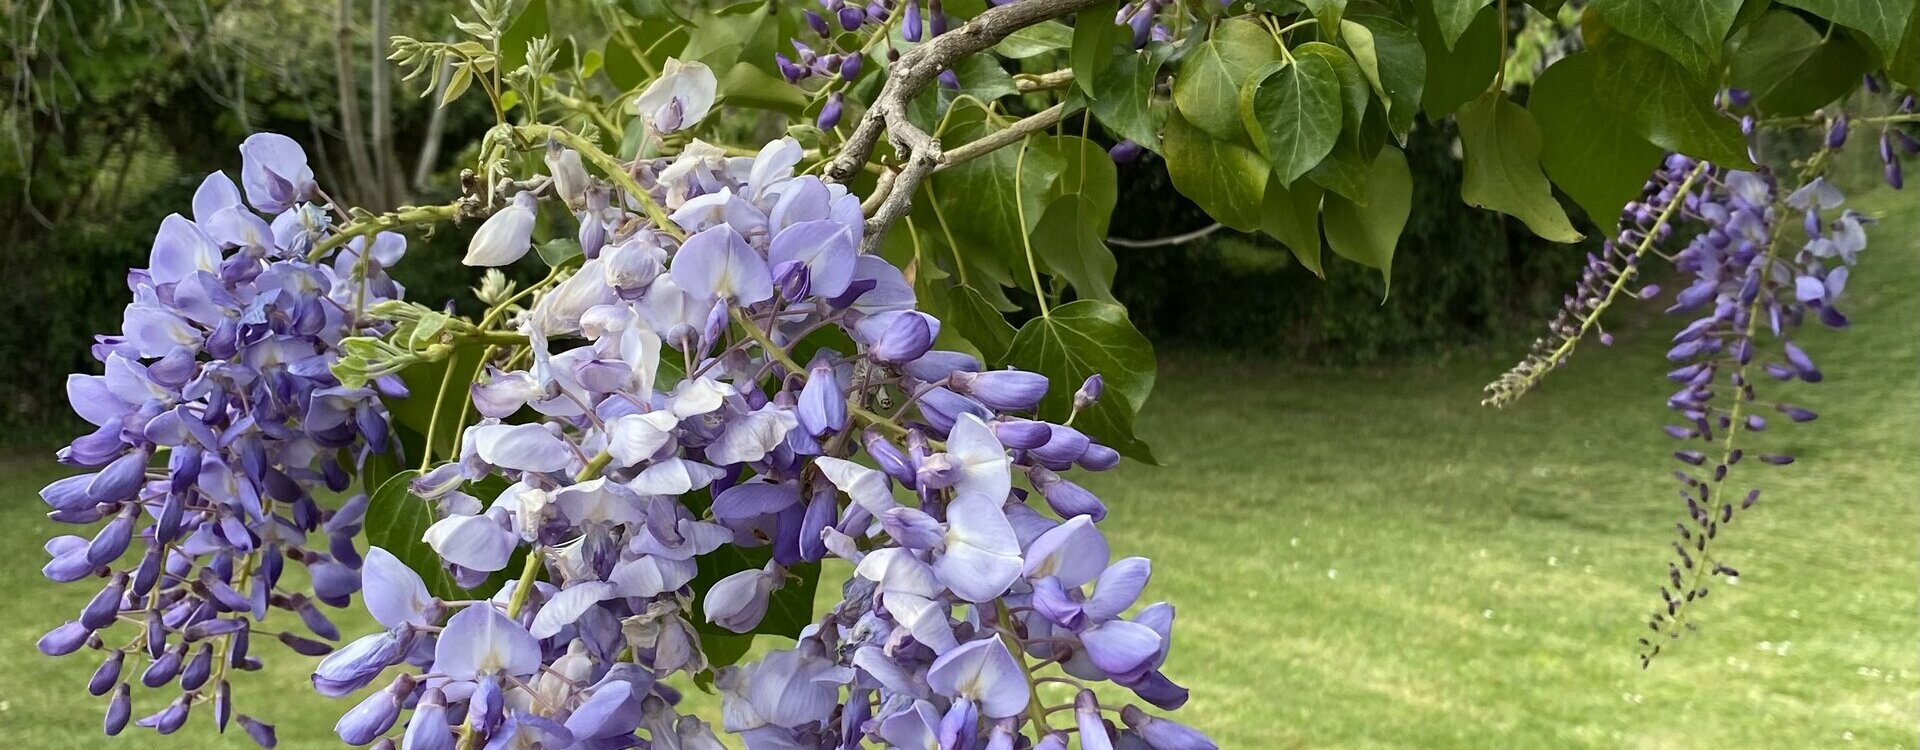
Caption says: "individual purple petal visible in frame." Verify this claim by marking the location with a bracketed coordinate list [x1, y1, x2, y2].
[238, 133, 316, 213]
[769, 220, 856, 299]
[798, 364, 847, 437]
[363, 547, 435, 629]
[1084, 557, 1151, 621]
[530, 581, 615, 639]
[1121, 705, 1216, 750]
[1023, 515, 1111, 588]
[470, 423, 573, 473]
[672, 224, 774, 305]
[432, 604, 541, 680]
[927, 637, 1029, 719]
[934, 492, 1022, 602]
[423, 513, 516, 572]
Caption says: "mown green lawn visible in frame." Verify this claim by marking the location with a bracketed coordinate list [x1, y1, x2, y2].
[2, 190, 1914, 748]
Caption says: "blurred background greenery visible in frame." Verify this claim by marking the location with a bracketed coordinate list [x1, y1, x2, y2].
[2, 2, 1913, 748]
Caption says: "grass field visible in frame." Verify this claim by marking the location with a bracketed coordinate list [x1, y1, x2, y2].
[2, 190, 1914, 748]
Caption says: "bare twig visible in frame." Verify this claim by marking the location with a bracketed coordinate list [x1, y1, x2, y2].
[935, 103, 1067, 172]
[824, 0, 1108, 253]
[1107, 222, 1226, 248]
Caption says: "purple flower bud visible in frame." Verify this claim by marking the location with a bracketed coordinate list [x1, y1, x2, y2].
[930, 0, 948, 35]
[798, 364, 847, 437]
[938, 70, 960, 90]
[181, 643, 215, 691]
[1887, 159, 1904, 189]
[949, 369, 1049, 410]
[863, 428, 917, 485]
[81, 573, 127, 630]
[89, 649, 124, 695]
[86, 508, 136, 566]
[870, 312, 936, 363]
[805, 9, 831, 35]
[903, 0, 922, 41]
[142, 643, 184, 687]
[991, 419, 1053, 449]
[277, 631, 335, 656]
[1724, 88, 1751, 107]
[1079, 443, 1121, 471]
[1776, 403, 1817, 422]
[238, 715, 279, 748]
[38, 620, 91, 656]
[335, 685, 401, 745]
[1121, 704, 1218, 750]
[1033, 425, 1092, 466]
[818, 92, 845, 131]
[1030, 468, 1106, 521]
[103, 683, 132, 735]
[838, 5, 866, 30]
[1826, 115, 1848, 149]
[839, 54, 864, 81]
[87, 450, 147, 503]
[1109, 140, 1144, 164]
[1074, 375, 1105, 411]
[1758, 454, 1795, 465]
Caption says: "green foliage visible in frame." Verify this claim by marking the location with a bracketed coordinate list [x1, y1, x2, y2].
[1241, 56, 1344, 186]
[1456, 92, 1582, 243]
[1529, 54, 1665, 224]
[1729, 10, 1874, 116]
[1003, 301, 1159, 462]
[1323, 146, 1412, 289]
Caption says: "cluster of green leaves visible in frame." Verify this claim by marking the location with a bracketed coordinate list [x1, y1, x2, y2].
[1058, 0, 1916, 284]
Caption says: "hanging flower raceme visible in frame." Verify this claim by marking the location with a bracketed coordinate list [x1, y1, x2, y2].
[37, 133, 409, 742]
[312, 136, 1212, 749]
[1638, 164, 1865, 666]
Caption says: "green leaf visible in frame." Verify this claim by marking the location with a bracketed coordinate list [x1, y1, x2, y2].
[1416, 2, 1499, 119]
[1431, 0, 1494, 51]
[384, 343, 489, 461]
[1323, 146, 1410, 290]
[1335, 21, 1382, 113]
[1890, 5, 1920, 89]
[1590, 31, 1754, 167]
[536, 237, 582, 267]
[365, 470, 469, 600]
[1044, 134, 1119, 236]
[1091, 49, 1169, 150]
[1162, 111, 1270, 231]
[604, 19, 686, 91]
[1306, 135, 1375, 205]
[1173, 18, 1282, 140]
[1301, 0, 1347, 31]
[994, 21, 1074, 58]
[947, 285, 1019, 363]
[952, 54, 1019, 102]
[1456, 92, 1583, 243]
[1072, 3, 1122, 97]
[1293, 42, 1368, 135]
[1590, 0, 1741, 76]
[1530, 54, 1665, 223]
[500, 0, 550, 74]
[1350, 14, 1424, 139]
[1261, 176, 1326, 277]
[1031, 195, 1119, 303]
[1729, 10, 1873, 117]
[718, 62, 811, 114]
[1003, 300, 1157, 462]
[929, 105, 1066, 298]
[1240, 56, 1343, 186]
[1775, 0, 1915, 61]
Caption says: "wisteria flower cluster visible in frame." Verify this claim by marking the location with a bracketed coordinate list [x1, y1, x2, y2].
[37, 134, 408, 743]
[1636, 163, 1866, 664]
[306, 132, 1210, 750]
[1482, 154, 1708, 407]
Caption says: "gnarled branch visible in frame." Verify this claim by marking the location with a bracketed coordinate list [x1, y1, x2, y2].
[825, 0, 1108, 253]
